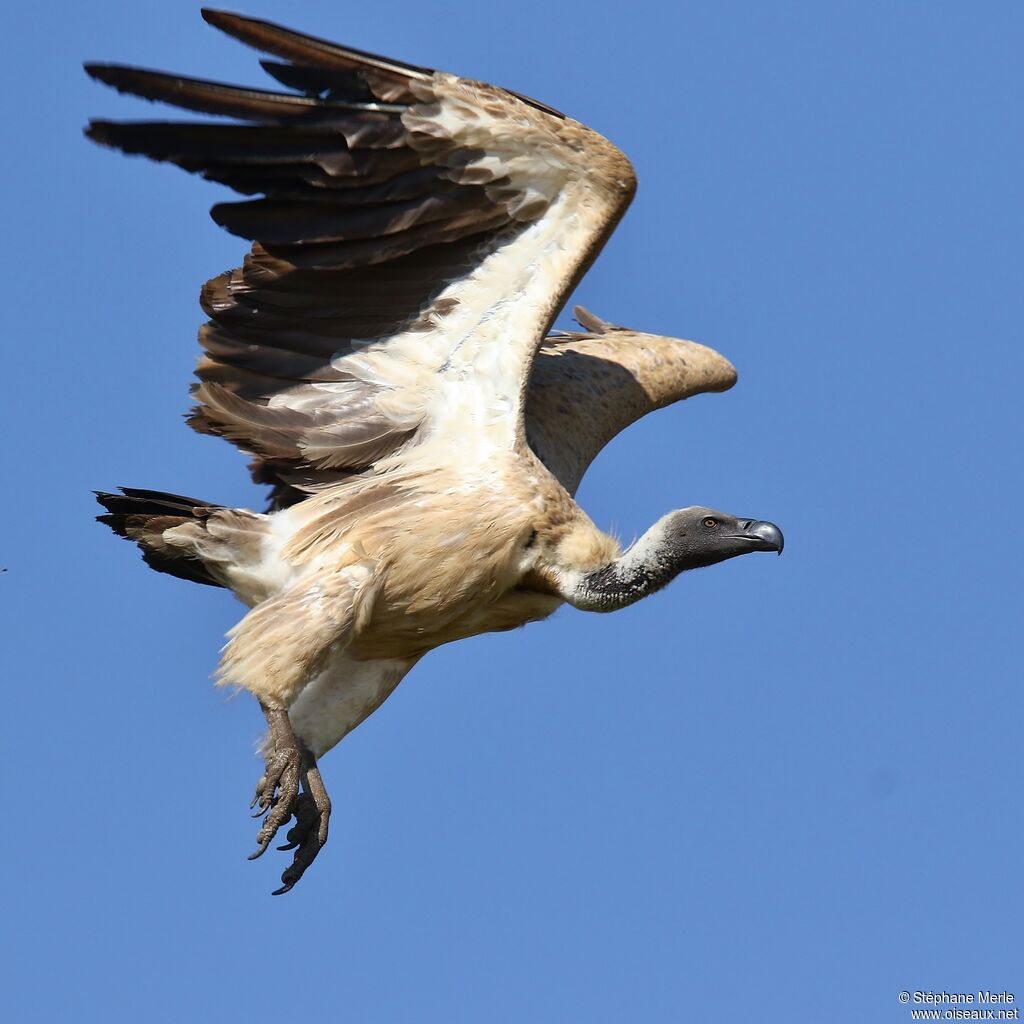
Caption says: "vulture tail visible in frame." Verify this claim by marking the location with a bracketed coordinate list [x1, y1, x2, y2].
[96, 487, 259, 589]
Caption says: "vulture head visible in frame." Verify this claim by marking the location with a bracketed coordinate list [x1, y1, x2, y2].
[664, 507, 784, 569]
[567, 506, 783, 611]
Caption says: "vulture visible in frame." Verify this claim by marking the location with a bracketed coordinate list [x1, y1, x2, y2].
[88, 9, 784, 894]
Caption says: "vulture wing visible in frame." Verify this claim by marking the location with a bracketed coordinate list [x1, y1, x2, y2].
[85, 10, 636, 507]
[526, 308, 738, 496]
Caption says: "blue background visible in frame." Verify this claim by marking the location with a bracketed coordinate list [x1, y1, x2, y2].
[4, 2, 1020, 1020]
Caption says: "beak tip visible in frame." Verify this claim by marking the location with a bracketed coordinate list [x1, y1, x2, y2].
[747, 520, 784, 555]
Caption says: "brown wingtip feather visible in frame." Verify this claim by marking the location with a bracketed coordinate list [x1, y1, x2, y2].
[82, 120, 121, 149]
[199, 8, 433, 81]
[83, 62, 115, 85]
[200, 8, 249, 36]
[200, 7, 230, 25]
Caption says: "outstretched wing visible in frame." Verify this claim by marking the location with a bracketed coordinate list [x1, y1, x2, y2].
[85, 10, 636, 507]
[525, 308, 738, 495]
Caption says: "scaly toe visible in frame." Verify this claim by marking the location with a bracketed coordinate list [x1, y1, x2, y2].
[248, 747, 302, 859]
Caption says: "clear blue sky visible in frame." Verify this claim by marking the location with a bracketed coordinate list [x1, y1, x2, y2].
[4, 2, 1020, 1021]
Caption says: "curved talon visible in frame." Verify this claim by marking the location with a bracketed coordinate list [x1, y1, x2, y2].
[276, 815, 307, 852]
[249, 777, 266, 809]
[251, 799, 272, 819]
[252, 801, 297, 856]
[250, 792, 275, 819]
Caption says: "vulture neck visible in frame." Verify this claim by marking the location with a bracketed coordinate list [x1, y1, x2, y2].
[565, 513, 689, 613]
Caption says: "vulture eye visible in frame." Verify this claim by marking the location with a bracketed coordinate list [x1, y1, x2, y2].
[702, 517, 717, 528]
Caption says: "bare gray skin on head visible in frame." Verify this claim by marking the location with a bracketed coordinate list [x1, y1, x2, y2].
[569, 508, 784, 612]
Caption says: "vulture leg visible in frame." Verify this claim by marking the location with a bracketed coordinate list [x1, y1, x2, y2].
[249, 703, 332, 893]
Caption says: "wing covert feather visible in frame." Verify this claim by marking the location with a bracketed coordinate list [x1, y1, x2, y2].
[526, 309, 738, 495]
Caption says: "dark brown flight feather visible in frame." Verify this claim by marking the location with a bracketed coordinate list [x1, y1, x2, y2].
[84, 10, 561, 508]
[86, 9, 643, 514]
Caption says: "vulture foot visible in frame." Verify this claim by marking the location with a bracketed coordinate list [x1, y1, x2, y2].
[248, 705, 332, 893]
[272, 758, 331, 895]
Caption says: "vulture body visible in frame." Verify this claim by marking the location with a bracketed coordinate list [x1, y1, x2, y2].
[89, 10, 783, 893]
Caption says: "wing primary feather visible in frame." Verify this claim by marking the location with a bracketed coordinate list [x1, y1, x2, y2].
[84, 120, 355, 171]
[210, 188, 492, 244]
[198, 164, 449, 204]
[83, 63, 407, 118]
[200, 9, 434, 80]
[259, 60, 380, 101]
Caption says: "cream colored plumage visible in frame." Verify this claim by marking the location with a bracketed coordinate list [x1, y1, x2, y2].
[90, 10, 781, 893]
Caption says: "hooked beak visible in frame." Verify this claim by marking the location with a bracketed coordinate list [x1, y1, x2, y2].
[738, 520, 784, 554]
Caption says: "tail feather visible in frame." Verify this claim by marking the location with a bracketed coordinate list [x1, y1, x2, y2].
[96, 487, 226, 587]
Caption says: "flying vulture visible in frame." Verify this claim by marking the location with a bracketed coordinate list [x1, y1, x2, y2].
[88, 9, 784, 894]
